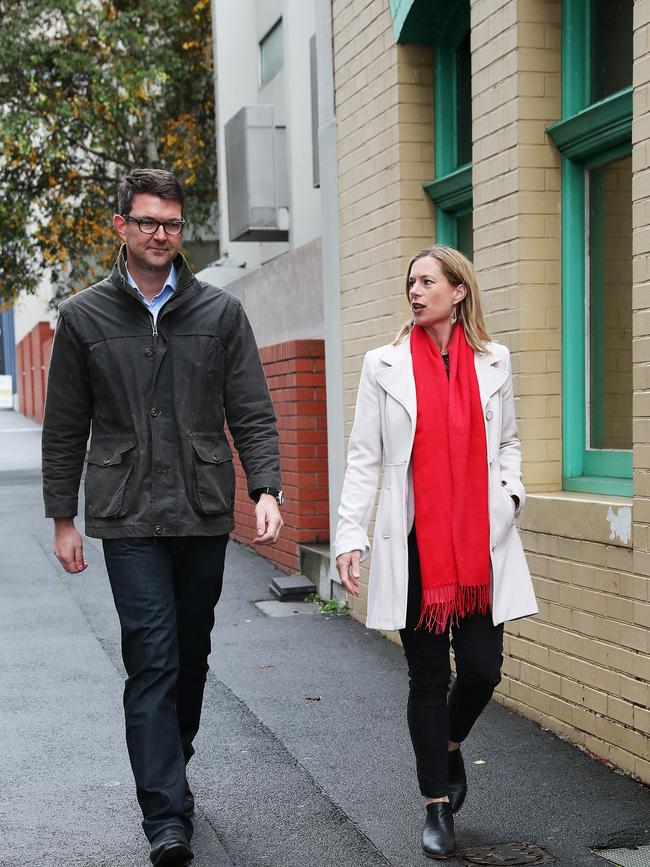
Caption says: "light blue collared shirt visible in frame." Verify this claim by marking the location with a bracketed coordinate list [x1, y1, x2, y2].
[126, 263, 177, 326]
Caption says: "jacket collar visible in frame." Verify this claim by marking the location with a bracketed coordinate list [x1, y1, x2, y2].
[376, 334, 507, 417]
[111, 246, 197, 309]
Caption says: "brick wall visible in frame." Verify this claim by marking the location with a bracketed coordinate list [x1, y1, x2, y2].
[333, 0, 435, 622]
[472, 0, 562, 492]
[17, 322, 54, 423]
[471, 0, 650, 783]
[629, 0, 650, 782]
[229, 339, 329, 574]
[332, 0, 649, 783]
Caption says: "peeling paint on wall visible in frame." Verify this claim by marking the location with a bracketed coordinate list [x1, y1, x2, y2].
[606, 506, 632, 545]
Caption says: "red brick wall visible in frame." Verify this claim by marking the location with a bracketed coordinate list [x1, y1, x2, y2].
[31, 322, 53, 424]
[17, 339, 25, 416]
[22, 335, 34, 419]
[17, 322, 54, 422]
[228, 339, 329, 573]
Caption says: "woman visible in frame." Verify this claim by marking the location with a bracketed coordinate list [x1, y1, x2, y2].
[334, 245, 537, 860]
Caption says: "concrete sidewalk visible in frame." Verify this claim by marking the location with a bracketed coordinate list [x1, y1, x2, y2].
[0, 408, 648, 867]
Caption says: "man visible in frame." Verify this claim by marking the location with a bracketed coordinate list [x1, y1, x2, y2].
[42, 168, 283, 866]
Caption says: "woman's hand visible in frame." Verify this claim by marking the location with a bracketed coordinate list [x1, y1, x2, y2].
[336, 550, 361, 596]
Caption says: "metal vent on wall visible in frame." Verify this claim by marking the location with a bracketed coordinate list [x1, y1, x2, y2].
[224, 105, 289, 242]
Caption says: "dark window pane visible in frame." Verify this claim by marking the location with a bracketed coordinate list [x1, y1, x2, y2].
[456, 212, 473, 260]
[587, 154, 632, 450]
[260, 19, 283, 87]
[456, 29, 472, 167]
[590, 0, 632, 102]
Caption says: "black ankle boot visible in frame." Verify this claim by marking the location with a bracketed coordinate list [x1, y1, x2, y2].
[448, 748, 467, 813]
[422, 801, 456, 859]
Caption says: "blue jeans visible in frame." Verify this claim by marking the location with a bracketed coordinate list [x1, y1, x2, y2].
[103, 535, 228, 842]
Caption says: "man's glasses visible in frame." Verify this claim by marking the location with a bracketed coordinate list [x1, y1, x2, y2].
[123, 215, 185, 236]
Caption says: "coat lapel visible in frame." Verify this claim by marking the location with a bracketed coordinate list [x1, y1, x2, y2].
[375, 340, 417, 423]
[474, 348, 508, 412]
[375, 337, 507, 420]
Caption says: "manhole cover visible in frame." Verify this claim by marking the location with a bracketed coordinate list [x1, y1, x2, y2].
[462, 843, 548, 865]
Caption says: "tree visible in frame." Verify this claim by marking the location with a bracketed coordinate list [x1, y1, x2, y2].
[0, 0, 217, 305]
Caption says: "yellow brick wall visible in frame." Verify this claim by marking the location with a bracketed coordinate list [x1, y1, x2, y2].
[470, 0, 649, 784]
[333, 0, 436, 623]
[472, 0, 562, 492]
[333, 0, 649, 783]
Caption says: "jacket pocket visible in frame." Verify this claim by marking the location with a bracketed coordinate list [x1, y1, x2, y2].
[490, 479, 516, 548]
[190, 436, 235, 515]
[85, 439, 137, 519]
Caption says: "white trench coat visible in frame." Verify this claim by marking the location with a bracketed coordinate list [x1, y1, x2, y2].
[334, 338, 538, 632]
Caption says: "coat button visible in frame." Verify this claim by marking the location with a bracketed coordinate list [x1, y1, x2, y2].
[154, 525, 163, 535]
[211, 450, 219, 461]
[486, 410, 493, 421]
[150, 407, 160, 417]
[144, 347, 153, 358]
[103, 457, 111, 465]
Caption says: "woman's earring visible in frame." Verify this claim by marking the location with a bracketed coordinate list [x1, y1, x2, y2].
[449, 305, 458, 325]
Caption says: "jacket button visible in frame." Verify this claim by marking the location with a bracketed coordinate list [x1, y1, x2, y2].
[144, 347, 153, 358]
[103, 457, 111, 465]
[150, 407, 160, 417]
[154, 525, 163, 535]
[486, 410, 493, 421]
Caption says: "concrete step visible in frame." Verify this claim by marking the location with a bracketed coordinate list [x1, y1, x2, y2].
[299, 542, 331, 597]
[268, 572, 316, 601]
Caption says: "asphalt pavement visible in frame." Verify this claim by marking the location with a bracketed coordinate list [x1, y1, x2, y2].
[0, 408, 648, 867]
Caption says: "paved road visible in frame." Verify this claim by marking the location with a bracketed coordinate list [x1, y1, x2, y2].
[0, 409, 648, 867]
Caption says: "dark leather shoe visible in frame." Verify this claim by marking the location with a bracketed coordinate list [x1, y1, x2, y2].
[422, 802, 456, 860]
[448, 748, 467, 813]
[150, 826, 193, 866]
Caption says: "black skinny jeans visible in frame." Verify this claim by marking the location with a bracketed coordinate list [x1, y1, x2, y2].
[103, 535, 228, 842]
[400, 531, 504, 799]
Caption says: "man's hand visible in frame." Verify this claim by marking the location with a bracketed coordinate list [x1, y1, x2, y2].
[252, 493, 284, 545]
[336, 550, 361, 596]
[53, 518, 88, 574]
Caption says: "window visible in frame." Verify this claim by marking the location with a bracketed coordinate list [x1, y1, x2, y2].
[587, 155, 632, 453]
[260, 19, 283, 87]
[310, 34, 320, 188]
[590, 0, 633, 102]
[547, 0, 633, 496]
[423, 0, 473, 258]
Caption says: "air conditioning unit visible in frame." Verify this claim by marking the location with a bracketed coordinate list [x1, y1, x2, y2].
[224, 105, 289, 242]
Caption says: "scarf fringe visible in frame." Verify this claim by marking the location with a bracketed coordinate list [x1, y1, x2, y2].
[416, 583, 491, 634]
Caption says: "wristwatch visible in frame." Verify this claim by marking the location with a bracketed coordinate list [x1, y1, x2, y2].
[252, 486, 285, 505]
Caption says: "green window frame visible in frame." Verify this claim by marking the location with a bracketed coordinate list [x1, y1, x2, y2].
[547, 0, 633, 497]
[422, 0, 473, 257]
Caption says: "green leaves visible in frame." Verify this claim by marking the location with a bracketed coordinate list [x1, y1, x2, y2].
[0, 0, 217, 303]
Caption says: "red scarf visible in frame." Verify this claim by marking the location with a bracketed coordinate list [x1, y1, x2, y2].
[410, 324, 490, 633]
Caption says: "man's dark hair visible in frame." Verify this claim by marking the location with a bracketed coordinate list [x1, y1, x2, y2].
[117, 168, 184, 215]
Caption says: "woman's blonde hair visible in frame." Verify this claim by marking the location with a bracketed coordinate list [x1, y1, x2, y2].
[393, 245, 491, 352]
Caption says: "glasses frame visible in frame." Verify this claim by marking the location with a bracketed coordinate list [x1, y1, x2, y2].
[122, 215, 186, 236]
